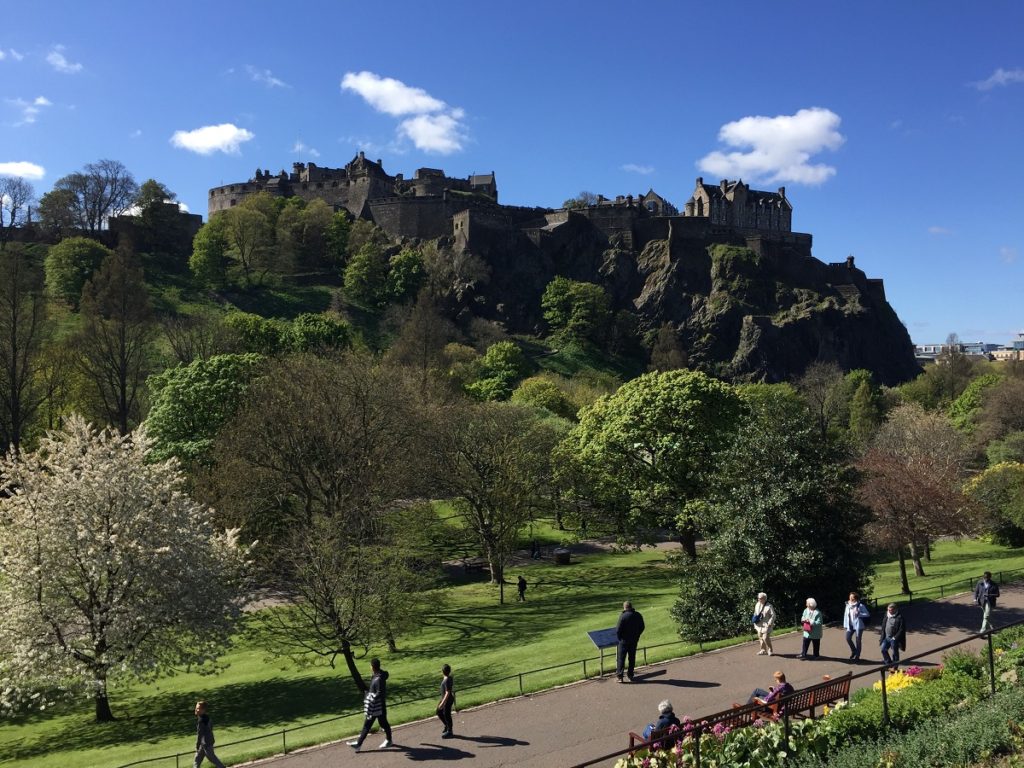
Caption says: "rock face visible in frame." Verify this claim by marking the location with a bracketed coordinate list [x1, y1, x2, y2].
[450, 211, 919, 385]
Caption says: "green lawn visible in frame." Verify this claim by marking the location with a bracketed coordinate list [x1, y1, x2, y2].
[2, 538, 1022, 768]
[869, 539, 1024, 604]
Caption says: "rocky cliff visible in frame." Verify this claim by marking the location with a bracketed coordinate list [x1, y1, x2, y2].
[448, 212, 919, 385]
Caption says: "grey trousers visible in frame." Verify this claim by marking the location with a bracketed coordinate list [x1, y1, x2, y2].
[194, 745, 226, 768]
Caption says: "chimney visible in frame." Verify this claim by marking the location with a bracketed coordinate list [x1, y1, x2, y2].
[696, 176, 703, 186]
[720, 179, 728, 192]
[778, 187, 786, 198]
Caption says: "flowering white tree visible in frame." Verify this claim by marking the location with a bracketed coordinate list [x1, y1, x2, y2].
[0, 416, 249, 722]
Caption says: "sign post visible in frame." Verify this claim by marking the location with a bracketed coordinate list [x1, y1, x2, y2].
[586, 627, 618, 677]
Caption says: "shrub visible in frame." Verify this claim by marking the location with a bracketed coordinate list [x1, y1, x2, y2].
[942, 647, 987, 679]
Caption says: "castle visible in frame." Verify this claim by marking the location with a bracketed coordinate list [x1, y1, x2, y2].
[208, 155, 799, 249]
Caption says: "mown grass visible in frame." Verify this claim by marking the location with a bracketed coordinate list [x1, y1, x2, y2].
[2, 538, 1022, 768]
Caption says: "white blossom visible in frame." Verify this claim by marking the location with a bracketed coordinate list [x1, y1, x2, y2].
[0, 416, 250, 718]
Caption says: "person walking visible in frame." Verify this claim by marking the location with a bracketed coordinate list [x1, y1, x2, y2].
[616, 600, 646, 682]
[879, 603, 907, 670]
[842, 591, 871, 660]
[192, 700, 226, 768]
[517, 575, 527, 602]
[752, 592, 775, 656]
[347, 658, 394, 751]
[436, 663, 455, 738]
[975, 571, 1001, 633]
[798, 598, 823, 659]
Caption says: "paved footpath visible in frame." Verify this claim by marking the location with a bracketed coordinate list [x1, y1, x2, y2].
[248, 585, 1024, 768]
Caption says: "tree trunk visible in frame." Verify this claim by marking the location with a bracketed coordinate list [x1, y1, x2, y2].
[925, 537, 932, 561]
[341, 639, 367, 693]
[94, 684, 115, 722]
[909, 540, 926, 577]
[678, 528, 697, 560]
[385, 628, 398, 653]
[897, 548, 911, 594]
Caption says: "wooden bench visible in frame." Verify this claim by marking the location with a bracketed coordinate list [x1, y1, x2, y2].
[627, 673, 852, 755]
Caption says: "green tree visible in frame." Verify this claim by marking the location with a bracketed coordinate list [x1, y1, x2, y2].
[223, 205, 272, 286]
[671, 384, 872, 640]
[222, 312, 290, 355]
[849, 378, 884, 447]
[965, 462, 1024, 546]
[346, 219, 389, 259]
[541, 276, 612, 344]
[988, 431, 1024, 467]
[189, 217, 229, 288]
[208, 353, 432, 690]
[36, 188, 79, 238]
[77, 245, 154, 434]
[562, 191, 600, 209]
[465, 340, 530, 401]
[564, 369, 743, 557]
[326, 211, 351, 267]
[288, 312, 351, 352]
[44, 236, 113, 306]
[387, 247, 426, 302]
[436, 402, 563, 591]
[0, 244, 47, 451]
[146, 353, 264, 466]
[343, 242, 390, 308]
[948, 372, 1002, 433]
[510, 376, 577, 420]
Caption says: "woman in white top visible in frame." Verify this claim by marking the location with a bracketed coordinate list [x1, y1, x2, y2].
[752, 592, 775, 656]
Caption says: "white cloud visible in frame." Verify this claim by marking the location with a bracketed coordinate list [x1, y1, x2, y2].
[973, 68, 1024, 91]
[7, 95, 52, 125]
[47, 45, 82, 74]
[697, 107, 845, 186]
[341, 71, 446, 116]
[0, 50, 4, 61]
[1000, 246, 1019, 264]
[0, 161, 45, 180]
[621, 163, 655, 175]
[292, 140, 320, 158]
[170, 123, 255, 155]
[247, 65, 288, 88]
[342, 71, 467, 155]
[928, 226, 953, 236]
[399, 114, 467, 154]
[10, 50, 24, 61]
[130, 129, 142, 138]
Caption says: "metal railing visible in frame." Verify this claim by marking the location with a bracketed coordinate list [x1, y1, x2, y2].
[112, 568, 1020, 768]
[569, 617, 1024, 768]
[868, 567, 1024, 610]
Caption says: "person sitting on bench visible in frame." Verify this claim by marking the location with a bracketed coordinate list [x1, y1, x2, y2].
[641, 699, 681, 740]
[747, 670, 794, 708]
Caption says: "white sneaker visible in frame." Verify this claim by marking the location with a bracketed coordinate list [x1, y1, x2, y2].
[346, 740, 360, 751]
[379, 739, 392, 749]
[767, 650, 773, 656]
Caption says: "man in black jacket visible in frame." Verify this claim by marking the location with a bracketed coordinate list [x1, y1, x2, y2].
[879, 603, 907, 670]
[616, 600, 646, 682]
[193, 700, 226, 768]
[975, 571, 1001, 633]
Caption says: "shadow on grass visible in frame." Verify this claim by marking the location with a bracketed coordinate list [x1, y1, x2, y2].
[1, 675, 358, 762]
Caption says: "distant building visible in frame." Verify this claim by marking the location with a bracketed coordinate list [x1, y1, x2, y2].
[683, 177, 792, 233]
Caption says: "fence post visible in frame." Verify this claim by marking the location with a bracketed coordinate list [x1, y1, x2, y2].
[583, 658, 587, 678]
[988, 632, 997, 696]
[940, 585, 944, 597]
[176, 753, 180, 768]
[283, 728, 287, 754]
[784, 709, 791, 743]
[643, 647, 648, 665]
[694, 723, 701, 768]
[519, 673, 524, 695]
[880, 668, 890, 728]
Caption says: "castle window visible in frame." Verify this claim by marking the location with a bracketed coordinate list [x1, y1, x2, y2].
[230, 199, 237, 207]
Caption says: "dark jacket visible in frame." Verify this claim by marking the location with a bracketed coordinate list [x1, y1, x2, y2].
[196, 713, 215, 748]
[617, 608, 646, 645]
[364, 669, 389, 718]
[655, 711, 682, 731]
[880, 610, 907, 651]
[975, 579, 1000, 608]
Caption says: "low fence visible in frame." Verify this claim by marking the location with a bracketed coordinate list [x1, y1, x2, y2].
[868, 566, 1024, 610]
[113, 568, 1015, 768]
[569, 617, 1024, 768]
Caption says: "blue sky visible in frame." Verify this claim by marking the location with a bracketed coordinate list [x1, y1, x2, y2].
[3, 1, 1023, 344]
